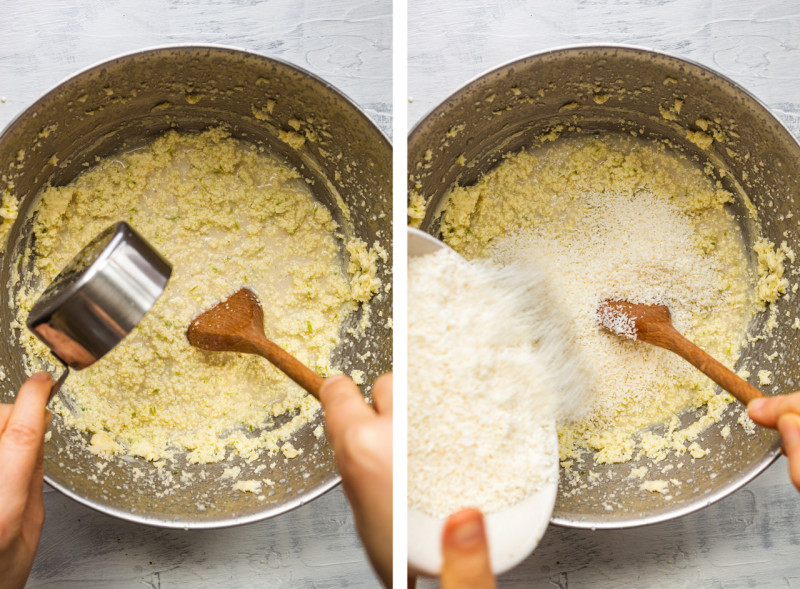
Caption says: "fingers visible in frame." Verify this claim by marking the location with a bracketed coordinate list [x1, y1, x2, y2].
[320, 375, 392, 482]
[748, 392, 800, 428]
[372, 372, 393, 415]
[21, 440, 46, 546]
[319, 374, 393, 586]
[0, 404, 13, 434]
[748, 393, 800, 491]
[319, 375, 375, 443]
[778, 413, 800, 490]
[441, 509, 496, 589]
[1, 405, 49, 437]
[0, 373, 52, 536]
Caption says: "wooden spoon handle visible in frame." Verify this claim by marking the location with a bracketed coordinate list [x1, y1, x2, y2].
[663, 329, 764, 405]
[251, 337, 324, 400]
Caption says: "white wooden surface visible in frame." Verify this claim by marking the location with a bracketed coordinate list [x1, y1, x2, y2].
[0, 1, 391, 587]
[6, 1, 800, 586]
[409, 1, 800, 587]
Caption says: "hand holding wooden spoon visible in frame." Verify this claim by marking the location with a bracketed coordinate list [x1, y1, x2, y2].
[599, 301, 800, 494]
[598, 300, 763, 405]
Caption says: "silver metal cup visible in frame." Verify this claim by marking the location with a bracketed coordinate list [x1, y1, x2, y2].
[26, 222, 171, 385]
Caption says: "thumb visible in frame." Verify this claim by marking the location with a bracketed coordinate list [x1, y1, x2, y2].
[778, 413, 800, 490]
[440, 509, 496, 589]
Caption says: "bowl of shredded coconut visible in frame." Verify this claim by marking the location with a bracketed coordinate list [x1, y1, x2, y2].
[0, 46, 391, 527]
[407, 227, 590, 574]
[408, 45, 800, 528]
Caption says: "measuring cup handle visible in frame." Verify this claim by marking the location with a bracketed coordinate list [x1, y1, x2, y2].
[48, 367, 70, 402]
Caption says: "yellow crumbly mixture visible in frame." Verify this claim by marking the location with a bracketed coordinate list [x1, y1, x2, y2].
[437, 134, 784, 466]
[17, 127, 375, 464]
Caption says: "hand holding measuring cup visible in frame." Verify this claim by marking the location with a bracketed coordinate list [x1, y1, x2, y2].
[0, 372, 53, 589]
[0, 222, 171, 589]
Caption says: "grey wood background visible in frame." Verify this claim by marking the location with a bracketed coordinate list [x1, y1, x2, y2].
[0, 1, 391, 587]
[409, 1, 800, 587]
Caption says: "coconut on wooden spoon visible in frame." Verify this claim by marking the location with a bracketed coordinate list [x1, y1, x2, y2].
[598, 300, 763, 405]
[187, 287, 323, 399]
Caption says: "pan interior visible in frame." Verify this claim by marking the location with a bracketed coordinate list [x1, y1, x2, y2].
[0, 47, 392, 527]
[408, 46, 797, 528]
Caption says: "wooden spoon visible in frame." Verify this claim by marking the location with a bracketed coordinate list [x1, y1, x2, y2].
[598, 300, 763, 405]
[186, 287, 324, 399]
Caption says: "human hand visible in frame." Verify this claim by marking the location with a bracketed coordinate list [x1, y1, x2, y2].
[440, 508, 496, 589]
[319, 373, 392, 587]
[748, 392, 800, 490]
[0, 372, 53, 589]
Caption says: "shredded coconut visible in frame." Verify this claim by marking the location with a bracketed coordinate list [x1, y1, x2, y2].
[439, 134, 762, 468]
[597, 302, 638, 339]
[408, 248, 587, 518]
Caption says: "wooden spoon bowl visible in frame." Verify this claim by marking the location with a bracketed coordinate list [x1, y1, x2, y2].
[186, 288, 324, 399]
[598, 300, 763, 405]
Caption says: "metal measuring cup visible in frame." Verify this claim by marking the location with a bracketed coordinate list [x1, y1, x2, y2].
[26, 221, 172, 398]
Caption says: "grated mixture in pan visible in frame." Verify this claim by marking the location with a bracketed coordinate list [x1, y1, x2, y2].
[15, 127, 380, 465]
[437, 134, 789, 471]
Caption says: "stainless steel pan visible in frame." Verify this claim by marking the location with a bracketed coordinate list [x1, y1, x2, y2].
[409, 45, 800, 528]
[0, 45, 392, 528]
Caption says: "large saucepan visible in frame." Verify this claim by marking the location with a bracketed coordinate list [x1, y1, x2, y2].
[409, 45, 800, 528]
[0, 46, 392, 528]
